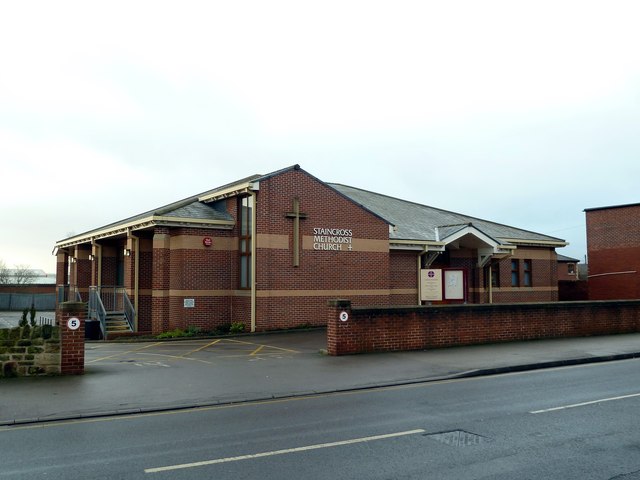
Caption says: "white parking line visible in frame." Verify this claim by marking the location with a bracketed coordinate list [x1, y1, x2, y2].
[145, 429, 426, 473]
[530, 392, 640, 414]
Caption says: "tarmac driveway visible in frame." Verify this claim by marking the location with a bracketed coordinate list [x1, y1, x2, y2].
[85, 330, 327, 370]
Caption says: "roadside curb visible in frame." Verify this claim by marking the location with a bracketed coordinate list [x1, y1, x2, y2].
[3, 352, 639, 428]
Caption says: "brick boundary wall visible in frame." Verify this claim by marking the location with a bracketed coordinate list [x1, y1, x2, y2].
[57, 302, 86, 375]
[327, 299, 640, 355]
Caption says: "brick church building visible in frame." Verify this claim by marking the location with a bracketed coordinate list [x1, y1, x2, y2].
[55, 165, 567, 337]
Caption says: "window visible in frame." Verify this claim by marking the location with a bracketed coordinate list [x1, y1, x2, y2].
[511, 260, 519, 287]
[239, 196, 253, 289]
[567, 263, 576, 275]
[490, 262, 500, 288]
[523, 259, 532, 287]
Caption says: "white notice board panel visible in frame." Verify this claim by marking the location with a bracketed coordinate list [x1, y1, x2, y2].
[444, 270, 465, 300]
[421, 269, 443, 301]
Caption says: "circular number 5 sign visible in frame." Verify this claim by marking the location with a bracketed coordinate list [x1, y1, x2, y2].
[67, 317, 81, 330]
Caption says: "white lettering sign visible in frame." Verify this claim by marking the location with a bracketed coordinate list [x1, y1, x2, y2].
[312, 227, 353, 251]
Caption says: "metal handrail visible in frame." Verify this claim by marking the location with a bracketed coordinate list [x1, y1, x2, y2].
[57, 285, 82, 303]
[89, 286, 136, 337]
[123, 292, 135, 331]
[88, 286, 107, 339]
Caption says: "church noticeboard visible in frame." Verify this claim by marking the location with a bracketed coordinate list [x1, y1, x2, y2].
[421, 268, 466, 302]
[421, 269, 443, 301]
[444, 270, 465, 300]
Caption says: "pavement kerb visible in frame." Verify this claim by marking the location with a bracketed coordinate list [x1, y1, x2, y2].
[3, 351, 640, 428]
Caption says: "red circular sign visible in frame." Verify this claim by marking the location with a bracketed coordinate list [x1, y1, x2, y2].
[203, 237, 213, 247]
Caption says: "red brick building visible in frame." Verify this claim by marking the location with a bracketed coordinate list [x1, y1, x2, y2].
[54, 165, 567, 337]
[585, 202, 640, 300]
[557, 254, 580, 282]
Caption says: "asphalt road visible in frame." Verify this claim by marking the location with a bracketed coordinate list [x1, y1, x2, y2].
[2, 359, 640, 480]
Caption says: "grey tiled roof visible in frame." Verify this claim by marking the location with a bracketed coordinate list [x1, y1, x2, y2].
[557, 254, 580, 262]
[163, 201, 233, 222]
[329, 183, 565, 245]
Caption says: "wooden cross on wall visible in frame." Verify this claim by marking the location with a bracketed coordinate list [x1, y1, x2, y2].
[285, 197, 307, 267]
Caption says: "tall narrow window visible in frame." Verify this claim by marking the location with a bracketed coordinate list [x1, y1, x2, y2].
[511, 259, 519, 287]
[523, 259, 532, 287]
[491, 262, 500, 288]
[239, 196, 253, 289]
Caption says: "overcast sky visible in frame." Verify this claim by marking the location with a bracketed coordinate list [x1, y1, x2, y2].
[2, 1, 639, 272]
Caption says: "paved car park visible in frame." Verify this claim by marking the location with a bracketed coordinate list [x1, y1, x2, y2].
[85, 333, 318, 368]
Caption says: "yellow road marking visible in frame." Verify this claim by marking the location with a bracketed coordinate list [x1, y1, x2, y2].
[181, 339, 222, 357]
[261, 344, 299, 354]
[135, 352, 214, 365]
[225, 338, 299, 354]
[86, 342, 162, 364]
[249, 345, 265, 356]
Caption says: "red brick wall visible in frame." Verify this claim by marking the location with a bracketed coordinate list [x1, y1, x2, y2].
[327, 299, 640, 355]
[0, 284, 55, 295]
[73, 246, 92, 301]
[558, 262, 579, 281]
[100, 246, 118, 286]
[167, 227, 237, 331]
[151, 228, 171, 334]
[490, 249, 559, 303]
[559, 280, 589, 301]
[56, 250, 68, 286]
[254, 168, 391, 330]
[58, 302, 85, 374]
[390, 251, 419, 305]
[586, 204, 640, 300]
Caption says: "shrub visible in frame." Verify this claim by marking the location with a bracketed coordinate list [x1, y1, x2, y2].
[29, 305, 37, 327]
[19, 308, 29, 328]
[230, 322, 245, 334]
[185, 325, 202, 336]
[156, 328, 187, 339]
[213, 323, 231, 335]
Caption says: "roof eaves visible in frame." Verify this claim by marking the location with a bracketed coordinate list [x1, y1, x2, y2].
[584, 202, 640, 212]
[500, 237, 568, 247]
[55, 215, 234, 249]
[438, 223, 503, 247]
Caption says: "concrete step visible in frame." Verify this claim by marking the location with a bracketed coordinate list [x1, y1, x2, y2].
[105, 314, 132, 333]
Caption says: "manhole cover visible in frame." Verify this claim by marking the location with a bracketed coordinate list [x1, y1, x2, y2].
[424, 430, 490, 447]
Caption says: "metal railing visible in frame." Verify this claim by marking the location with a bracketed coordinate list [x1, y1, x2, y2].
[37, 316, 55, 326]
[123, 291, 135, 332]
[57, 285, 82, 304]
[88, 287, 107, 339]
[88, 286, 136, 337]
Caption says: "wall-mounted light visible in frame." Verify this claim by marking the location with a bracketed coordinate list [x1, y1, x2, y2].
[123, 248, 131, 257]
[89, 254, 95, 261]
[69, 257, 77, 264]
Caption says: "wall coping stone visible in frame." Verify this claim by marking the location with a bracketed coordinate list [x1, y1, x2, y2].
[352, 299, 640, 316]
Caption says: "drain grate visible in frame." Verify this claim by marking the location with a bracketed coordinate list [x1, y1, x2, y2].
[424, 430, 491, 447]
